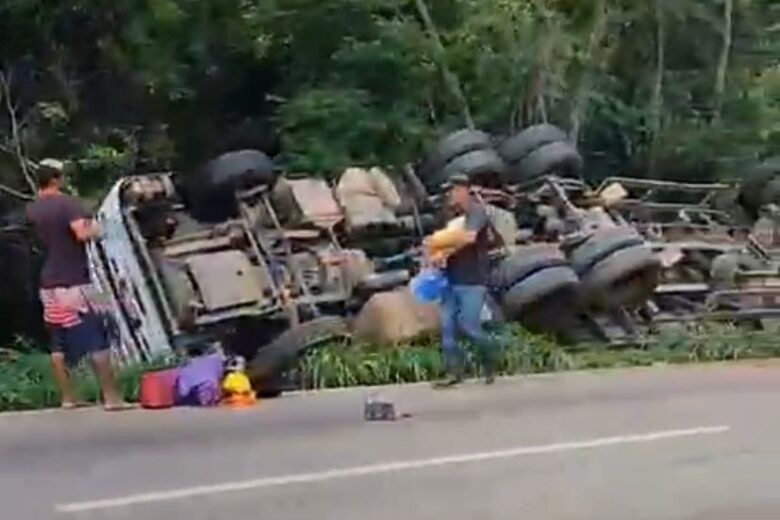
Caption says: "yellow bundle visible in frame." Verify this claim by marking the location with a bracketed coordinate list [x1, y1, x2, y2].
[222, 371, 253, 396]
[426, 217, 469, 262]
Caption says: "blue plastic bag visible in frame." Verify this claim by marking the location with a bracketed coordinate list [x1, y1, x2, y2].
[410, 268, 449, 303]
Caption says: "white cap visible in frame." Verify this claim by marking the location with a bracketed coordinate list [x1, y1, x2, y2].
[39, 158, 65, 171]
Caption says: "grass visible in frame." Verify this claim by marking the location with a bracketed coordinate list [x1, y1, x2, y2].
[295, 323, 780, 389]
[0, 351, 174, 412]
[3, 323, 780, 411]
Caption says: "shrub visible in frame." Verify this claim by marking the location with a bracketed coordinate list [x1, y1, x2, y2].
[3, 323, 780, 411]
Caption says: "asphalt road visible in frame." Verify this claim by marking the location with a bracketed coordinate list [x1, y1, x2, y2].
[3, 363, 780, 520]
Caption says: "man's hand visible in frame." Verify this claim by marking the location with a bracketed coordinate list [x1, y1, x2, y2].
[424, 236, 452, 268]
[70, 218, 102, 242]
[429, 251, 449, 269]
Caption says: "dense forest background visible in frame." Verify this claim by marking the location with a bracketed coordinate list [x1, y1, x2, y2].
[0, 0, 777, 203]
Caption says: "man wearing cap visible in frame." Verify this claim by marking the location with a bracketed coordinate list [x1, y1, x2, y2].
[435, 174, 499, 386]
[26, 160, 128, 410]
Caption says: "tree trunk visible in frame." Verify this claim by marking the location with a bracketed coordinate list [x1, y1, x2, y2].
[569, 0, 608, 146]
[0, 182, 33, 201]
[531, 23, 555, 127]
[714, 0, 734, 122]
[648, 0, 666, 176]
[513, 0, 555, 130]
[536, 91, 549, 124]
[413, 0, 475, 130]
[0, 71, 36, 193]
[49, 49, 80, 116]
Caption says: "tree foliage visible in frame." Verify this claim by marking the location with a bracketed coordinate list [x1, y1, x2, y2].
[0, 0, 777, 198]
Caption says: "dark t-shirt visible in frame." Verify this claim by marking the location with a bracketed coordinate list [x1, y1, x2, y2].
[26, 194, 90, 288]
[445, 203, 491, 286]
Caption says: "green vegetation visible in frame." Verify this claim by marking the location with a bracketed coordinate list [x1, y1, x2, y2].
[0, 0, 777, 197]
[0, 351, 172, 411]
[296, 324, 780, 389]
[4, 324, 780, 411]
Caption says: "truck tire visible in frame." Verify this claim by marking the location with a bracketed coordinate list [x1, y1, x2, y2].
[499, 124, 568, 165]
[356, 270, 411, 292]
[567, 227, 644, 275]
[580, 245, 661, 309]
[418, 129, 493, 187]
[489, 252, 569, 293]
[513, 141, 583, 183]
[202, 149, 276, 192]
[437, 149, 507, 189]
[186, 150, 276, 221]
[736, 158, 780, 217]
[501, 266, 579, 317]
[739, 175, 780, 221]
[250, 316, 349, 386]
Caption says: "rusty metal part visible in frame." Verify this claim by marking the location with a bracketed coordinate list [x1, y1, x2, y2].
[186, 251, 269, 312]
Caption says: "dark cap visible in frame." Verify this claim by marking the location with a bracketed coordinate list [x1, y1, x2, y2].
[443, 174, 470, 189]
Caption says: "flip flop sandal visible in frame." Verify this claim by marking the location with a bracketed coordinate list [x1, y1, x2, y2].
[103, 402, 136, 412]
[60, 402, 91, 410]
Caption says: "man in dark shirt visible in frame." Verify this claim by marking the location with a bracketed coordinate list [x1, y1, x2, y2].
[437, 175, 499, 386]
[26, 160, 126, 410]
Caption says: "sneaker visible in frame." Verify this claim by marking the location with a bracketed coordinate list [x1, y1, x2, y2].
[433, 374, 464, 389]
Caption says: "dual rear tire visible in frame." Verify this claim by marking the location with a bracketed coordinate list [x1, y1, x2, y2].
[498, 124, 583, 184]
[418, 129, 507, 191]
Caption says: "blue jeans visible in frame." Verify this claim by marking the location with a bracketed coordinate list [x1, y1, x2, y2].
[440, 285, 497, 375]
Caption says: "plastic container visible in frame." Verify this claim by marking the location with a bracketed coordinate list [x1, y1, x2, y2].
[410, 268, 449, 303]
[139, 368, 179, 409]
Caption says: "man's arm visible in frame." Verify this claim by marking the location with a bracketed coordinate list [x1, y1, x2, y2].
[448, 204, 488, 251]
[70, 218, 101, 242]
[64, 197, 101, 242]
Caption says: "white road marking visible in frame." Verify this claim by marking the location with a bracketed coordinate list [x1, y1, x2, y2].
[57, 425, 730, 513]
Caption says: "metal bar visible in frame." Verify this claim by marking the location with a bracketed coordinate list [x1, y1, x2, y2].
[124, 208, 180, 336]
[597, 177, 733, 193]
[613, 200, 732, 215]
[648, 240, 742, 252]
[257, 193, 319, 319]
[710, 287, 780, 298]
[639, 189, 656, 202]
[163, 236, 234, 257]
[236, 200, 283, 305]
[746, 234, 772, 262]
[543, 177, 584, 224]
[736, 270, 780, 278]
[651, 308, 780, 323]
[162, 224, 241, 247]
[654, 282, 711, 294]
[193, 305, 284, 326]
[515, 174, 584, 193]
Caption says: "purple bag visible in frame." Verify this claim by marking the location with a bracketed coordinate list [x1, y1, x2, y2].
[176, 353, 224, 406]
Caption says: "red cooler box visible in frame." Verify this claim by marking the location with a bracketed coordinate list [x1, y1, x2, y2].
[139, 368, 179, 409]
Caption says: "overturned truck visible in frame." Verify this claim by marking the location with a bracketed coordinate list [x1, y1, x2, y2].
[89, 125, 780, 389]
[415, 124, 780, 343]
[88, 151, 425, 390]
